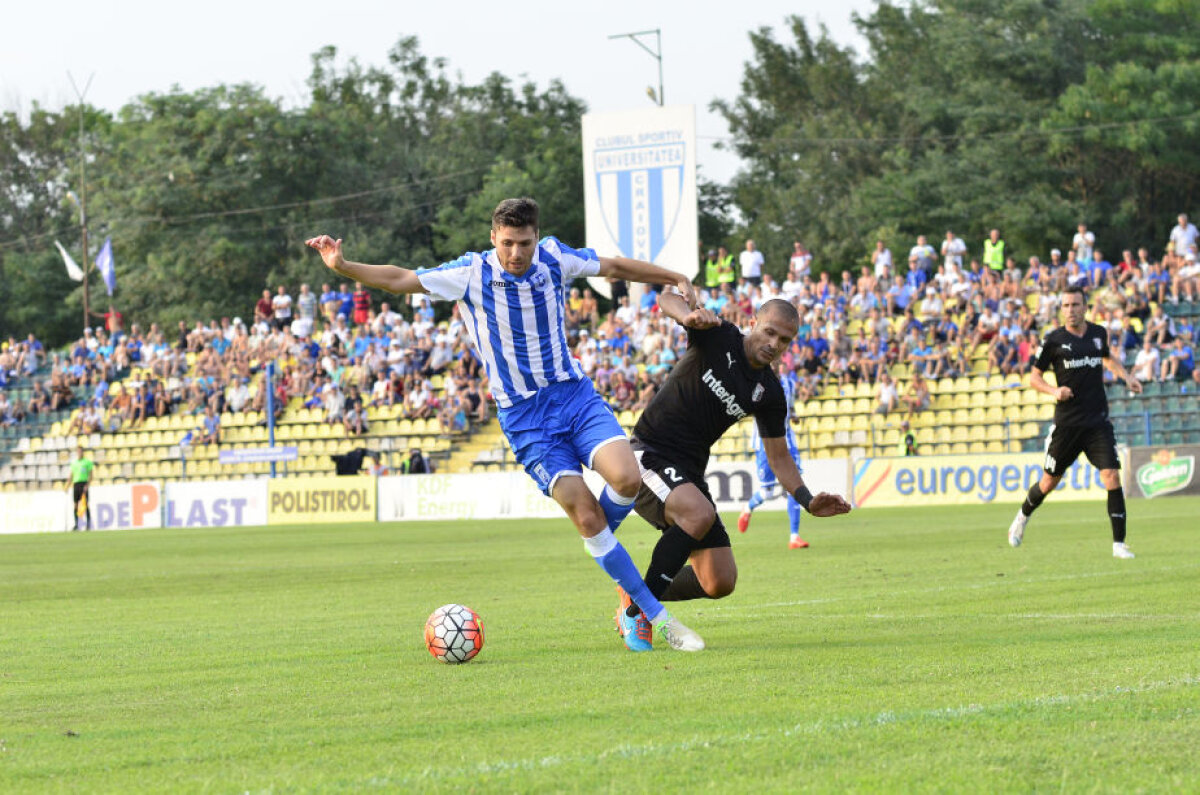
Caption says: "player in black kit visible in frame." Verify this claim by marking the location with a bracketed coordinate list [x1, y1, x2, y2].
[1007, 286, 1142, 557]
[614, 296, 851, 651]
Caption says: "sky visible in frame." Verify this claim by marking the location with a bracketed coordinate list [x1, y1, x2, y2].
[1, 0, 875, 184]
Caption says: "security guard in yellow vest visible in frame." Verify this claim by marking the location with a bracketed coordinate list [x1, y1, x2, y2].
[983, 229, 1005, 273]
[715, 246, 736, 285]
[704, 249, 720, 288]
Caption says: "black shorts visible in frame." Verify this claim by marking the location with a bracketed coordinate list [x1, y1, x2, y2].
[630, 440, 731, 550]
[1042, 422, 1120, 476]
[72, 482, 88, 502]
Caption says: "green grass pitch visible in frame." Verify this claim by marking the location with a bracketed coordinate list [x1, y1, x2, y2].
[2, 497, 1198, 792]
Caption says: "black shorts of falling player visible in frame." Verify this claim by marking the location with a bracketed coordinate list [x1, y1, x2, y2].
[1041, 422, 1120, 478]
[632, 442, 732, 551]
[627, 440, 732, 607]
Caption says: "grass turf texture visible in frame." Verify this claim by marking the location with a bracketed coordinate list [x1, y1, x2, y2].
[2, 498, 1198, 793]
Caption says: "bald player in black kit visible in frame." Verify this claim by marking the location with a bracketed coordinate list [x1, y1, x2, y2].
[613, 296, 851, 652]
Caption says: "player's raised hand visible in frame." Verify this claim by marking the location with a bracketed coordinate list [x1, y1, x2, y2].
[1055, 386, 1074, 402]
[305, 235, 344, 271]
[808, 492, 851, 517]
[673, 277, 698, 309]
[681, 307, 721, 329]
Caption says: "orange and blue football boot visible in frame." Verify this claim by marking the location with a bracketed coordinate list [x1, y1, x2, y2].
[615, 586, 653, 652]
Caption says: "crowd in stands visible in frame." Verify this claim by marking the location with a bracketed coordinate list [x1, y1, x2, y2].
[2, 212, 1198, 452]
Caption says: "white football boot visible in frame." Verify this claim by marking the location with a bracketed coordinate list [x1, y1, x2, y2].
[655, 614, 705, 652]
[1008, 511, 1027, 547]
[1113, 542, 1135, 559]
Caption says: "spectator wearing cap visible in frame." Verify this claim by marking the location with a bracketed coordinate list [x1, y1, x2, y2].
[703, 249, 720, 288]
[715, 246, 736, 286]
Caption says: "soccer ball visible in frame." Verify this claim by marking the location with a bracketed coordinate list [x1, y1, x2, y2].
[424, 604, 485, 664]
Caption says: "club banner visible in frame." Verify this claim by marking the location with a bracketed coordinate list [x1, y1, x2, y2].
[1128, 445, 1199, 499]
[705, 458, 850, 514]
[582, 105, 698, 298]
[852, 452, 1120, 509]
[89, 482, 163, 530]
[0, 490, 72, 534]
[377, 472, 562, 522]
[376, 459, 851, 523]
[267, 475, 375, 524]
[163, 480, 269, 527]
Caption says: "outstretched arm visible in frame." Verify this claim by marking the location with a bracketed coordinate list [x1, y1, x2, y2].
[305, 236, 428, 295]
[657, 290, 721, 330]
[597, 256, 696, 308]
[762, 436, 851, 517]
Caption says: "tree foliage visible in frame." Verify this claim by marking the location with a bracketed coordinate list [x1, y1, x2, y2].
[0, 37, 587, 345]
[714, 0, 1200, 279]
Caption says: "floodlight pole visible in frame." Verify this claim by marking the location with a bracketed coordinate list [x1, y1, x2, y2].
[68, 72, 95, 333]
[609, 28, 663, 106]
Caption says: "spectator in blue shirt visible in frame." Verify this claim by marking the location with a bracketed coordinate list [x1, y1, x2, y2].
[1089, 250, 1112, 287]
[809, 327, 830, 362]
[1162, 336, 1195, 381]
[338, 283, 355, 321]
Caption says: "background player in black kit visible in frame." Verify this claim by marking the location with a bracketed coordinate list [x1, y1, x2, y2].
[614, 297, 851, 651]
[1008, 286, 1142, 558]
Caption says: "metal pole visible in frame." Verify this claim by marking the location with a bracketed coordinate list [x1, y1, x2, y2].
[608, 28, 664, 106]
[655, 28, 663, 106]
[266, 362, 277, 478]
[68, 72, 95, 333]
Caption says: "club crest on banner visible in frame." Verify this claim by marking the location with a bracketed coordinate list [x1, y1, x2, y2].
[593, 138, 685, 264]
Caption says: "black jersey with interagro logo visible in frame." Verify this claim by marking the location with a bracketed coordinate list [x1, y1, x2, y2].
[1033, 321, 1111, 427]
[632, 320, 786, 474]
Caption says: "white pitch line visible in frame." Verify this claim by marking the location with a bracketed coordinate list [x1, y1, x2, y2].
[708, 562, 1200, 613]
[725, 612, 1200, 622]
[385, 675, 1200, 786]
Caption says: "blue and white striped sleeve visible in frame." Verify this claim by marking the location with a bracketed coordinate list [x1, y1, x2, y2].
[542, 236, 602, 280]
[416, 253, 476, 302]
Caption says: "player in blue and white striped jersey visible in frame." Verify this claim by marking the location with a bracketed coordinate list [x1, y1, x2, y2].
[737, 361, 809, 549]
[307, 197, 704, 652]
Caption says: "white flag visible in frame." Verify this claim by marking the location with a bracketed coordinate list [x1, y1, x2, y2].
[54, 240, 86, 281]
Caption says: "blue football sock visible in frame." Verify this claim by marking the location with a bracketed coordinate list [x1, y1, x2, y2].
[583, 528, 667, 623]
[597, 483, 636, 532]
[747, 490, 766, 512]
[787, 495, 803, 536]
